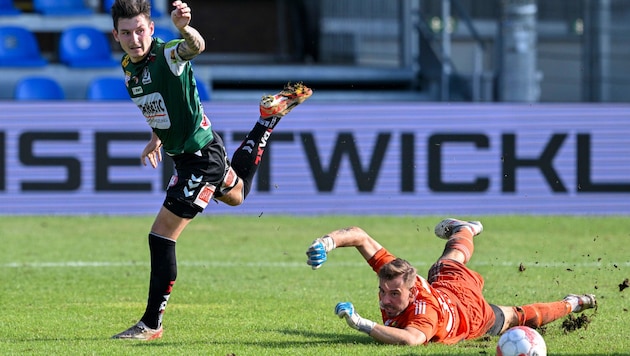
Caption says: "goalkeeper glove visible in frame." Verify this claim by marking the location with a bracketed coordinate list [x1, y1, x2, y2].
[335, 302, 376, 334]
[306, 235, 335, 269]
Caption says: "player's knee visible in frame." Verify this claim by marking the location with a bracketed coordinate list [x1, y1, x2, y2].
[216, 186, 244, 206]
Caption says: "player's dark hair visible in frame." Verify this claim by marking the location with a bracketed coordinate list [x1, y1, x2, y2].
[111, 0, 151, 30]
[378, 258, 417, 287]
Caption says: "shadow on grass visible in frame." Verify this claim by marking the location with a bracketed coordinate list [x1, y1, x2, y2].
[118, 328, 377, 349]
[273, 328, 376, 345]
[4, 336, 627, 356]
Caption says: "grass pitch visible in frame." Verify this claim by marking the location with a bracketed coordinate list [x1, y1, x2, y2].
[0, 215, 628, 355]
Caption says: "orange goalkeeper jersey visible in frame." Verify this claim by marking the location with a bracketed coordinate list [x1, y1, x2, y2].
[367, 248, 495, 344]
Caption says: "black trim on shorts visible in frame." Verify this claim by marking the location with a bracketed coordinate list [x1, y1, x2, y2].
[486, 304, 505, 336]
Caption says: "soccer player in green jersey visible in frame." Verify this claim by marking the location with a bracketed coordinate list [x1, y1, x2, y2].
[110, 0, 312, 340]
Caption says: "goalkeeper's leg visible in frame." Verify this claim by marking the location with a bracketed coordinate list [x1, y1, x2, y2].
[433, 218, 483, 265]
[489, 294, 597, 334]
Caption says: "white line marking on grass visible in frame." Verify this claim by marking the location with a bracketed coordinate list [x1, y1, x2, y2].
[1, 260, 628, 268]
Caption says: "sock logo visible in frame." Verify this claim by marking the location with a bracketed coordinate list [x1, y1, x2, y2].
[157, 281, 175, 328]
[255, 129, 272, 165]
[241, 139, 255, 154]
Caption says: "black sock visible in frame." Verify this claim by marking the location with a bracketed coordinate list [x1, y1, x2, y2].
[231, 121, 273, 199]
[141, 233, 177, 329]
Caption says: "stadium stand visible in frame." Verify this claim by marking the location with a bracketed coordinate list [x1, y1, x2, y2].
[14, 76, 65, 100]
[0, 1, 424, 102]
[59, 26, 118, 68]
[153, 26, 179, 42]
[0, 25, 48, 67]
[102, 0, 163, 17]
[86, 76, 128, 101]
[196, 76, 211, 101]
[0, 0, 20, 15]
[85, 76, 209, 102]
[33, 0, 94, 16]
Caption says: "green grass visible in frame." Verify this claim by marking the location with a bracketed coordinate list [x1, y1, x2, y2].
[0, 215, 628, 355]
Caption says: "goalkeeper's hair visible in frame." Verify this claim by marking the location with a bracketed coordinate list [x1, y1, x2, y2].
[378, 258, 417, 288]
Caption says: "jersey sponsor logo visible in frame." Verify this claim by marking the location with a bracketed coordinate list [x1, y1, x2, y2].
[132, 93, 170, 129]
[193, 183, 215, 209]
[132, 86, 143, 95]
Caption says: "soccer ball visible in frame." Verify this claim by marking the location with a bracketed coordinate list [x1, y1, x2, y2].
[496, 326, 547, 356]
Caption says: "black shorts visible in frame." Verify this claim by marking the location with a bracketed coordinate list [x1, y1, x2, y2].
[163, 130, 230, 219]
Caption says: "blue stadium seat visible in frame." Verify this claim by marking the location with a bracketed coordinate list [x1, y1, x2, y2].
[103, 0, 162, 17]
[195, 77, 211, 101]
[0, 0, 21, 15]
[33, 0, 93, 16]
[0, 26, 48, 67]
[59, 26, 118, 68]
[86, 77, 128, 101]
[153, 26, 179, 42]
[88, 76, 208, 101]
[14, 76, 65, 100]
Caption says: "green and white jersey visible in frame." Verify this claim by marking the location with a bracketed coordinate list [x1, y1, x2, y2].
[121, 38, 213, 155]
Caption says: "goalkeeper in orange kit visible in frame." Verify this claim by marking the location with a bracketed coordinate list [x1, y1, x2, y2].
[305, 218, 597, 346]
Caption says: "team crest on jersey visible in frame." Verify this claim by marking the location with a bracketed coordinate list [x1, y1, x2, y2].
[142, 67, 152, 85]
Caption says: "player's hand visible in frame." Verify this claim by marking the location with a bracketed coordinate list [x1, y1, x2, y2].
[335, 302, 376, 334]
[306, 235, 335, 270]
[171, 1, 192, 29]
[141, 139, 163, 168]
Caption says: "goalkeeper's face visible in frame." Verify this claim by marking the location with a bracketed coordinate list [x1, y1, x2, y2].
[378, 276, 415, 318]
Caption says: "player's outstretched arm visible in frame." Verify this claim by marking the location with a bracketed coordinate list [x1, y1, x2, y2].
[306, 226, 383, 269]
[334, 302, 427, 345]
[369, 322, 428, 345]
[171, 1, 205, 60]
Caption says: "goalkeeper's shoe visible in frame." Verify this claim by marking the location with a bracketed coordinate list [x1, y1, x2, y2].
[111, 321, 163, 341]
[434, 218, 483, 240]
[259, 82, 312, 119]
[563, 294, 597, 313]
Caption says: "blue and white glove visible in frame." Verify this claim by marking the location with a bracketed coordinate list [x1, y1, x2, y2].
[306, 235, 336, 270]
[335, 302, 376, 335]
